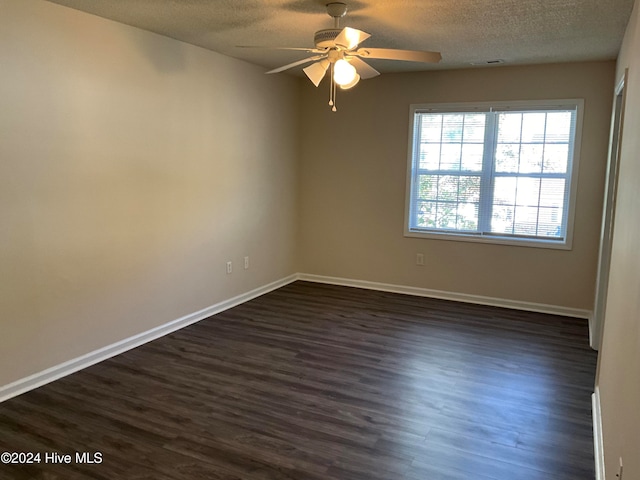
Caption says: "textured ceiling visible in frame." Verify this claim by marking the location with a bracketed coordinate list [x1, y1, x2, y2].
[45, 0, 634, 74]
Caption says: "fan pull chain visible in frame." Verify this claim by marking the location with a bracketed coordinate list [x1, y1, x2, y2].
[328, 64, 333, 107]
[332, 81, 337, 112]
[328, 63, 337, 111]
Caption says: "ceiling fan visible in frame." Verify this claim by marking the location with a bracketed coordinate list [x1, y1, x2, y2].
[245, 2, 442, 111]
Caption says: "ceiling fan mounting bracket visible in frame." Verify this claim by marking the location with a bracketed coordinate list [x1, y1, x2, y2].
[314, 3, 351, 49]
[326, 2, 348, 20]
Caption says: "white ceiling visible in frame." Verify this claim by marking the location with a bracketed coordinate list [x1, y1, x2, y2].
[45, 0, 634, 74]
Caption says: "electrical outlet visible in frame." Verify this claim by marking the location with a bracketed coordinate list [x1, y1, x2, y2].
[226, 261, 232, 274]
[617, 457, 623, 479]
[416, 253, 425, 266]
[244, 256, 249, 270]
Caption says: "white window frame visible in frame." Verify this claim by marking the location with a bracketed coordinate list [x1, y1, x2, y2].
[404, 99, 584, 249]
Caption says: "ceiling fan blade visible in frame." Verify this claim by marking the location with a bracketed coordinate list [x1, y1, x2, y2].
[303, 59, 330, 87]
[237, 46, 324, 53]
[334, 27, 371, 50]
[357, 48, 442, 64]
[347, 57, 380, 79]
[266, 55, 325, 74]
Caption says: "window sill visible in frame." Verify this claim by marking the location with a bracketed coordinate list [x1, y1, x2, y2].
[404, 229, 572, 250]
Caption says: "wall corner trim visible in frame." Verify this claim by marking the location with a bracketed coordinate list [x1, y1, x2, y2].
[297, 273, 592, 319]
[0, 274, 298, 403]
[589, 314, 599, 350]
[592, 387, 605, 480]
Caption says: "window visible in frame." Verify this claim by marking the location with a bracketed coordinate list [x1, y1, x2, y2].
[405, 100, 583, 248]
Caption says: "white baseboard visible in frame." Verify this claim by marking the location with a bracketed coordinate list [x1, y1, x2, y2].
[1, 272, 591, 403]
[0, 274, 298, 403]
[297, 273, 592, 319]
[592, 387, 605, 480]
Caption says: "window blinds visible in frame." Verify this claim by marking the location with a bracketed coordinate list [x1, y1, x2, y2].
[407, 102, 579, 243]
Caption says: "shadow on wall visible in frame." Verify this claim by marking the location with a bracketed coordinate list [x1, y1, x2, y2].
[123, 26, 188, 73]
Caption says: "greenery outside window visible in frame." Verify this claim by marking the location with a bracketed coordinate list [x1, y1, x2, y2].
[405, 100, 583, 249]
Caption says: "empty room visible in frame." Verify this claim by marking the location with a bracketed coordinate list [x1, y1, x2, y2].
[1, 0, 639, 479]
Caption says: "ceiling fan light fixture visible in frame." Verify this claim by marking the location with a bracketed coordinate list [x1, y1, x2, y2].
[303, 59, 330, 87]
[333, 58, 357, 86]
[335, 26, 370, 50]
[339, 73, 360, 90]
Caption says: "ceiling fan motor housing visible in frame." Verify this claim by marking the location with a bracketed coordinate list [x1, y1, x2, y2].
[314, 28, 342, 48]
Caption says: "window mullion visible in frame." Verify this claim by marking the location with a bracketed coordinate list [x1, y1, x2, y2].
[478, 112, 497, 233]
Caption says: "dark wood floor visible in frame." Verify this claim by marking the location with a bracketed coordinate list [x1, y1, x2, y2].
[0, 281, 597, 480]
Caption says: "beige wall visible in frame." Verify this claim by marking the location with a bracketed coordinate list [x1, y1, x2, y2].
[0, 0, 624, 420]
[598, 0, 640, 477]
[0, 0, 300, 386]
[298, 61, 614, 310]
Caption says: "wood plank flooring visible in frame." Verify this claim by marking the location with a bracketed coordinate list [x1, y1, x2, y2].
[0, 281, 597, 479]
